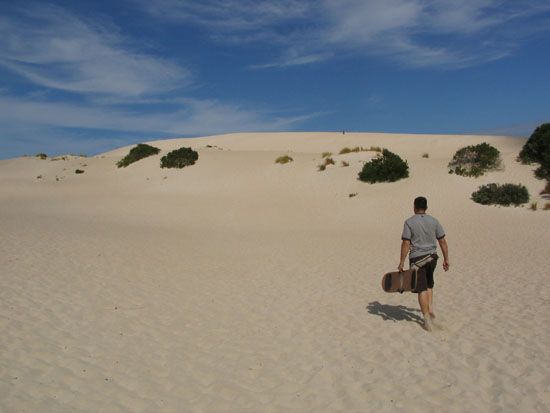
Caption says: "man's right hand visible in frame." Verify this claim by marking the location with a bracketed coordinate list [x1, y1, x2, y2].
[443, 260, 450, 271]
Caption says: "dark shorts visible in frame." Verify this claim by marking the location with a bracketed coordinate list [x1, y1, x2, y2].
[410, 254, 438, 292]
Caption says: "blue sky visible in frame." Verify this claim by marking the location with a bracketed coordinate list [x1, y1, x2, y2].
[1, 0, 549, 158]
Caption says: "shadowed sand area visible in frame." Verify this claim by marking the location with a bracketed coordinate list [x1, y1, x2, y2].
[1, 132, 549, 412]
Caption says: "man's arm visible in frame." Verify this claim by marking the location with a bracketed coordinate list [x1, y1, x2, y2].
[438, 237, 449, 271]
[398, 239, 410, 272]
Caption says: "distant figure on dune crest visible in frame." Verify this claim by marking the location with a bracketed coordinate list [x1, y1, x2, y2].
[398, 197, 450, 331]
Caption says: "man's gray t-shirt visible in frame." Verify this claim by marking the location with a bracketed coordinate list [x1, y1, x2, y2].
[401, 214, 445, 259]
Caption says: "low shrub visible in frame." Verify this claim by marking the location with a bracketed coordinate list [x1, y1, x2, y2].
[368, 146, 382, 153]
[530, 202, 538, 211]
[318, 157, 336, 171]
[339, 146, 372, 154]
[275, 155, 293, 164]
[160, 147, 199, 168]
[448, 142, 502, 177]
[51, 156, 67, 161]
[117, 144, 161, 168]
[322, 152, 332, 158]
[544, 203, 550, 210]
[422, 153, 429, 158]
[518, 123, 550, 180]
[358, 149, 409, 183]
[36, 153, 47, 160]
[341, 161, 349, 167]
[471, 183, 529, 206]
[349, 193, 358, 198]
[75, 169, 85, 174]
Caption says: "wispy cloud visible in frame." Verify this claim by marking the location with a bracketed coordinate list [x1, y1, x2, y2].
[135, 0, 550, 68]
[0, 93, 318, 158]
[0, 4, 189, 97]
[0, 3, 316, 158]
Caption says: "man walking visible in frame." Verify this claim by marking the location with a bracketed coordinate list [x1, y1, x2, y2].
[398, 197, 449, 331]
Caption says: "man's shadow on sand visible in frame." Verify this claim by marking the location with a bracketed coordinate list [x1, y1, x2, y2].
[366, 301, 423, 325]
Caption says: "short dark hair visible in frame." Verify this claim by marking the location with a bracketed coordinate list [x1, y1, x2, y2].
[414, 196, 428, 210]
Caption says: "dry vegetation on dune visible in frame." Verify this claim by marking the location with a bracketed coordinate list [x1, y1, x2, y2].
[275, 155, 293, 164]
[448, 142, 502, 177]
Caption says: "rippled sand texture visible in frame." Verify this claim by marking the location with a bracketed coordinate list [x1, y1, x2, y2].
[1, 132, 549, 412]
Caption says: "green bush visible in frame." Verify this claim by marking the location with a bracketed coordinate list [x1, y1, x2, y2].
[36, 153, 47, 160]
[518, 123, 550, 180]
[160, 147, 199, 169]
[75, 169, 85, 174]
[448, 142, 502, 177]
[275, 155, 293, 164]
[471, 183, 529, 206]
[358, 149, 409, 183]
[117, 144, 160, 168]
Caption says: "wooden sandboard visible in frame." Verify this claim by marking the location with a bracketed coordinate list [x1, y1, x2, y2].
[381, 269, 419, 293]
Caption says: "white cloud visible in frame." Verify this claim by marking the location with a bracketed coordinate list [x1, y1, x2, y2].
[135, 0, 310, 31]
[135, 0, 550, 68]
[0, 4, 189, 97]
[0, 93, 318, 157]
[0, 3, 319, 158]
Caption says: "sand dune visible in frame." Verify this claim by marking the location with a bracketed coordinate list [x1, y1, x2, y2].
[1, 132, 549, 412]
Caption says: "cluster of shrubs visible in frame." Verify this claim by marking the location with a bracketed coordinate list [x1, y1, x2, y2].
[117, 144, 161, 168]
[518, 123, 550, 181]
[358, 149, 409, 183]
[160, 147, 198, 168]
[448, 142, 502, 177]
[471, 183, 529, 206]
[117, 144, 199, 169]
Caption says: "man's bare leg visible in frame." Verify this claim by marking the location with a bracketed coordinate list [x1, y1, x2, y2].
[427, 288, 435, 318]
[418, 291, 432, 331]
[418, 291, 430, 315]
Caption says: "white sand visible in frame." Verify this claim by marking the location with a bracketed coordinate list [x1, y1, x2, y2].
[1, 132, 549, 412]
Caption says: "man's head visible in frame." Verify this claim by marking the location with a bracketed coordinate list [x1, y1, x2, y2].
[414, 196, 428, 213]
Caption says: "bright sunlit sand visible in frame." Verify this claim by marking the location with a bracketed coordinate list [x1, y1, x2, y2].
[1, 132, 549, 412]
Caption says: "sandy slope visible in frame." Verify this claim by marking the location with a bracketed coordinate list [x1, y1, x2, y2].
[1, 132, 549, 412]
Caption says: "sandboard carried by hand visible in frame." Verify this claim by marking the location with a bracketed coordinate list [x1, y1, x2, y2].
[381, 269, 420, 293]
